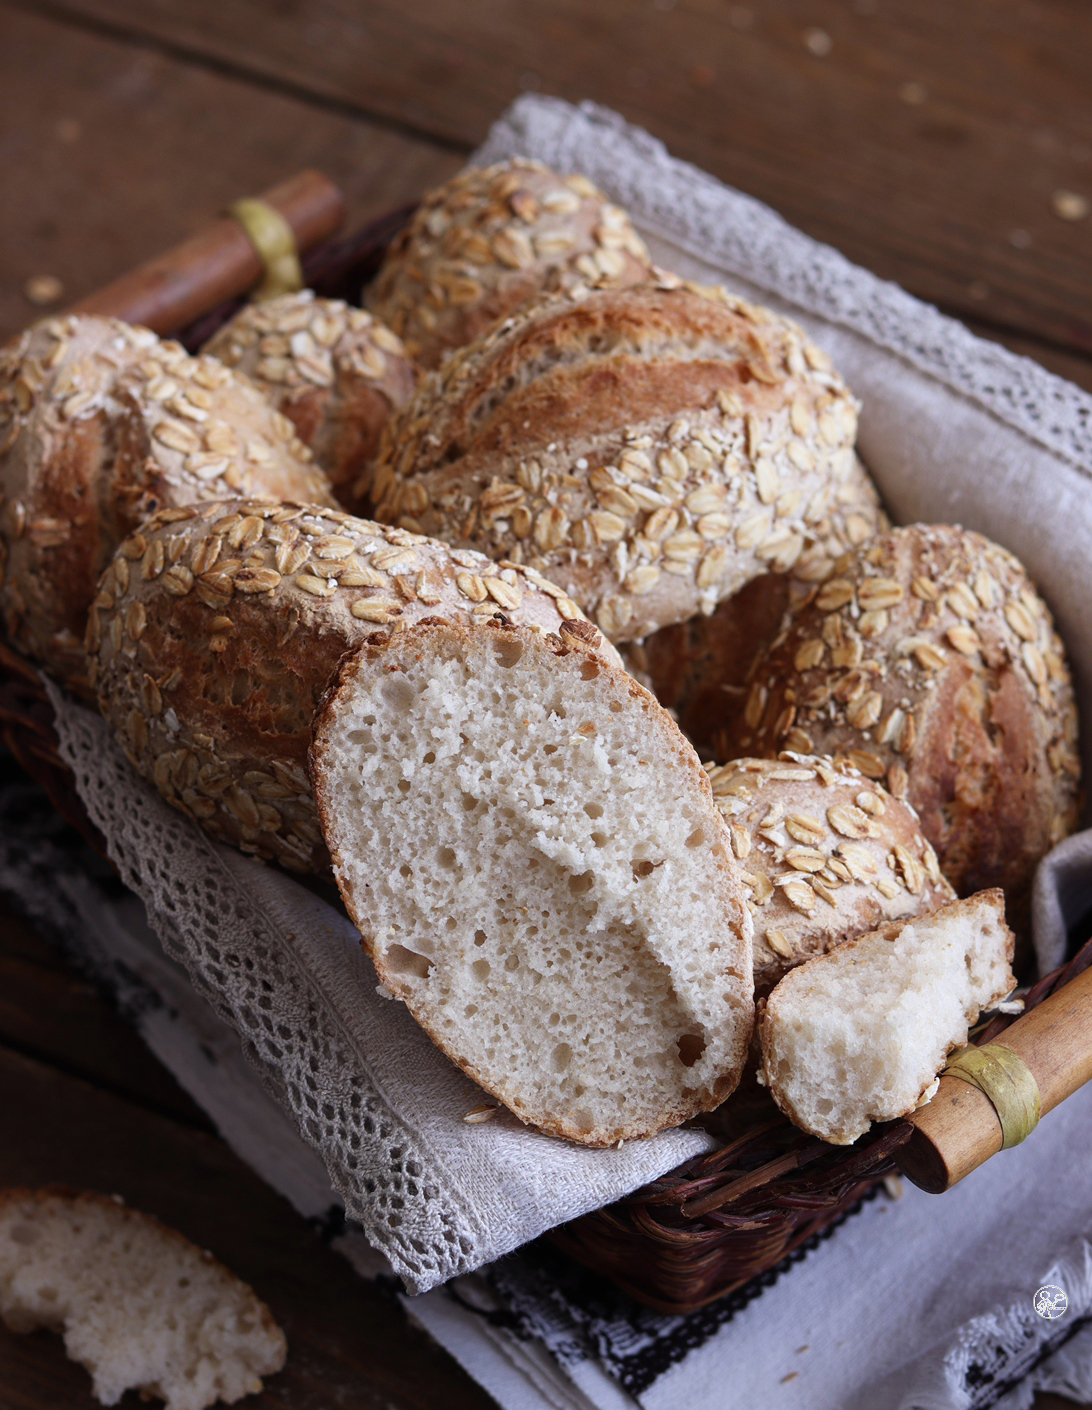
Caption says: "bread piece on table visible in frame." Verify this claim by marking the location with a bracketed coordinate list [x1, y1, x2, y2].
[629, 451, 888, 756]
[371, 281, 861, 644]
[0, 316, 334, 694]
[731, 525, 1080, 932]
[366, 159, 652, 367]
[0, 1187, 285, 1410]
[759, 890, 1016, 1144]
[89, 498, 612, 874]
[202, 291, 416, 514]
[310, 618, 754, 1145]
[707, 755, 955, 997]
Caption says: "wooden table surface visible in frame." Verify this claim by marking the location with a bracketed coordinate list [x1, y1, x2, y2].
[1, 2, 1090, 1406]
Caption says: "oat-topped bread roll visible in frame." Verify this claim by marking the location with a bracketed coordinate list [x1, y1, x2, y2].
[0, 315, 333, 693]
[201, 291, 416, 514]
[89, 498, 607, 873]
[630, 451, 887, 754]
[732, 525, 1080, 920]
[371, 281, 861, 643]
[707, 755, 954, 997]
[366, 159, 652, 367]
[759, 890, 1015, 1144]
[0, 1186, 286, 1410]
[311, 618, 754, 1145]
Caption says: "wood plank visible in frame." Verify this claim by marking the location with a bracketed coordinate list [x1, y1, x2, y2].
[32, 0, 1092, 361]
[0, 6, 461, 343]
[0, 1043, 497, 1410]
[0, 898, 213, 1129]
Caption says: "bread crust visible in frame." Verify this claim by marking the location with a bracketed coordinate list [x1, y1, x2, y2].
[366, 159, 652, 367]
[707, 755, 955, 996]
[731, 525, 1080, 936]
[202, 291, 417, 513]
[310, 618, 755, 1146]
[631, 452, 888, 754]
[0, 316, 334, 693]
[758, 889, 1015, 1143]
[89, 499, 610, 873]
[370, 281, 861, 643]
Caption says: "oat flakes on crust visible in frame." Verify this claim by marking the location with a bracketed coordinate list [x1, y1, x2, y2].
[366, 159, 652, 367]
[371, 280, 862, 644]
[202, 291, 416, 514]
[631, 450, 888, 753]
[730, 524, 1080, 932]
[0, 315, 333, 694]
[88, 498, 608, 874]
[706, 754, 954, 996]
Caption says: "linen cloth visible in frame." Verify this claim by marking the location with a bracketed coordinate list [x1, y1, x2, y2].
[6, 92, 1092, 1409]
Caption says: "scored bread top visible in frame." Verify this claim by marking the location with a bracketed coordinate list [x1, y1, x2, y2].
[0, 1186, 285, 1410]
[311, 618, 755, 1146]
[707, 755, 954, 996]
[631, 450, 888, 755]
[0, 315, 334, 693]
[371, 280, 861, 643]
[731, 524, 1081, 921]
[366, 158, 652, 367]
[88, 498, 610, 874]
[758, 890, 1016, 1144]
[202, 290, 417, 513]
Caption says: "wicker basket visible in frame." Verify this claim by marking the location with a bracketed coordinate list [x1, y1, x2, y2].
[2, 204, 1087, 1318]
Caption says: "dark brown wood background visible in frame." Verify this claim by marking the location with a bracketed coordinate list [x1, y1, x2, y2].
[1, 1, 1089, 1405]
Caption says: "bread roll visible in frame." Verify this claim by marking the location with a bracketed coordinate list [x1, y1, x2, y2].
[707, 755, 954, 996]
[372, 281, 861, 643]
[366, 159, 652, 367]
[310, 618, 754, 1145]
[0, 1186, 285, 1410]
[0, 315, 334, 693]
[759, 890, 1015, 1144]
[630, 451, 887, 754]
[202, 291, 416, 514]
[89, 498, 606, 873]
[731, 525, 1080, 922]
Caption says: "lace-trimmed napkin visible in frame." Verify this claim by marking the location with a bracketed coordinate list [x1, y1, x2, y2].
[33, 94, 1092, 1400]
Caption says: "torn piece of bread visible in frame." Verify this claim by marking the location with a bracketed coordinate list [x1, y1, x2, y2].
[706, 755, 955, 998]
[759, 890, 1015, 1145]
[0, 1188, 285, 1410]
[311, 618, 755, 1146]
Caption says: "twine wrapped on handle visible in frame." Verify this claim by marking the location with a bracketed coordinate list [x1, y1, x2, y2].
[227, 198, 304, 302]
[67, 168, 343, 333]
[900, 962, 1092, 1192]
[942, 1044, 1041, 1149]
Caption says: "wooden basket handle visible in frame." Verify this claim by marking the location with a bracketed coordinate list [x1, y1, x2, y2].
[897, 956, 1092, 1192]
[66, 170, 345, 333]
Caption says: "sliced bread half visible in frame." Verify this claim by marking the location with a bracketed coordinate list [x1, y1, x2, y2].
[758, 890, 1015, 1144]
[311, 617, 755, 1145]
[0, 1187, 285, 1410]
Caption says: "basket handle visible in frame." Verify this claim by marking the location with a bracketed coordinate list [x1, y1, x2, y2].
[65, 170, 345, 334]
[897, 961, 1092, 1192]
